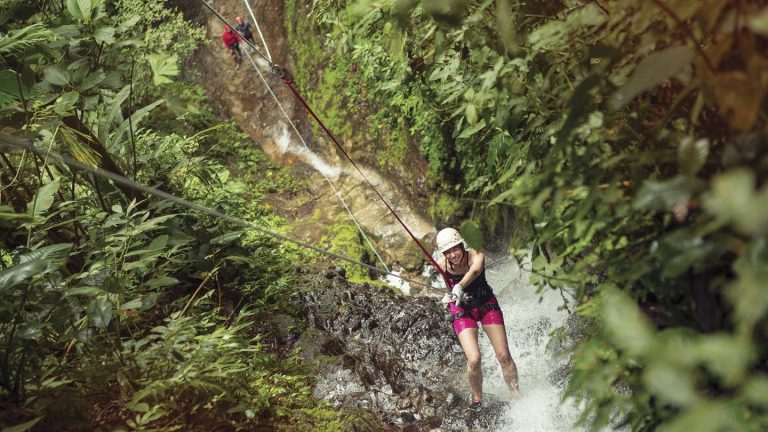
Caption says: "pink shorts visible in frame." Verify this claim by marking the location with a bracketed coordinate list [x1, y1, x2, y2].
[450, 296, 505, 336]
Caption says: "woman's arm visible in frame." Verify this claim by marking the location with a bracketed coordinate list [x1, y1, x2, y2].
[457, 250, 485, 287]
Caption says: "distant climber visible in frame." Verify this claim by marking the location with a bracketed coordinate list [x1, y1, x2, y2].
[436, 228, 519, 410]
[222, 25, 242, 68]
[234, 16, 256, 48]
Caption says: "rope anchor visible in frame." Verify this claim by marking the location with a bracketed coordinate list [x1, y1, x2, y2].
[271, 64, 287, 80]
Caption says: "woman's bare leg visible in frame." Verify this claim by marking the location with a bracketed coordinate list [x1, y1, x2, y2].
[457, 327, 483, 402]
[483, 324, 519, 397]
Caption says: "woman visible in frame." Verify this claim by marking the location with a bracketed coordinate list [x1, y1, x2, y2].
[436, 228, 519, 410]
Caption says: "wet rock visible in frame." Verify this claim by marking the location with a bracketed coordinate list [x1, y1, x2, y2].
[295, 279, 511, 431]
[268, 313, 301, 344]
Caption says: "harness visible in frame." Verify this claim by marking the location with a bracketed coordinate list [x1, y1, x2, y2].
[450, 302, 501, 323]
[446, 250, 495, 320]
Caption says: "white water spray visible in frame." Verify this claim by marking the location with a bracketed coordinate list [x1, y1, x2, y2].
[274, 122, 342, 178]
[480, 256, 587, 431]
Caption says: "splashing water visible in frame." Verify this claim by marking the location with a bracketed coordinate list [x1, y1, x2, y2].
[479, 256, 588, 431]
[273, 122, 342, 178]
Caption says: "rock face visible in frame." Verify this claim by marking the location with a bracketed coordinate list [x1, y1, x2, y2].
[182, 0, 436, 268]
[293, 270, 510, 431]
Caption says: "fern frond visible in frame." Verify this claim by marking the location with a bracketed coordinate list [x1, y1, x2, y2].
[0, 23, 53, 57]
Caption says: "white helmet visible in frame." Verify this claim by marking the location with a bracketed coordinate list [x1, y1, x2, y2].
[436, 228, 465, 253]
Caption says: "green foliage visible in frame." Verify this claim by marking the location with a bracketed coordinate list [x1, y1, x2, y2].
[429, 192, 464, 224]
[0, 2, 361, 431]
[320, 215, 375, 282]
[303, 0, 768, 429]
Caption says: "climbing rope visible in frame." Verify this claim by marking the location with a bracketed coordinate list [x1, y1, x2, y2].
[0, 132, 439, 290]
[201, 0, 454, 289]
[202, 0, 390, 272]
[242, 0, 273, 62]
[240, 46, 391, 273]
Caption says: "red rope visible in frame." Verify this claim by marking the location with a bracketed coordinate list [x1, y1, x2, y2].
[280, 75, 453, 290]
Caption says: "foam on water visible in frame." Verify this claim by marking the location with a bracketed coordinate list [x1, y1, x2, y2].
[274, 122, 342, 178]
[480, 257, 587, 431]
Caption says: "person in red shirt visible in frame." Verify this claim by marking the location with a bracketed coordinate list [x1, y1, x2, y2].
[222, 25, 242, 68]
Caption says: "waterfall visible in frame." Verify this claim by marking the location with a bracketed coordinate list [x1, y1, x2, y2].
[481, 255, 587, 431]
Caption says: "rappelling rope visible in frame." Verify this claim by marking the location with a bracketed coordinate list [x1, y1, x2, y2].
[242, 0, 272, 62]
[0, 132, 439, 290]
[201, 0, 389, 273]
[241, 48, 391, 273]
[279, 77, 454, 289]
[200, 0, 454, 289]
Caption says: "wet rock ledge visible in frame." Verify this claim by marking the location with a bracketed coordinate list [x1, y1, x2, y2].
[288, 268, 510, 431]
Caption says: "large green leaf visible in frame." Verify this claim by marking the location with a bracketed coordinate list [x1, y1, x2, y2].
[93, 26, 115, 44]
[602, 288, 655, 356]
[610, 45, 695, 109]
[27, 180, 60, 216]
[0, 23, 52, 56]
[43, 65, 69, 86]
[703, 168, 768, 235]
[459, 219, 484, 250]
[53, 90, 79, 115]
[108, 99, 164, 149]
[677, 137, 709, 176]
[78, 70, 105, 92]
[0, 70, 31, 107]
[457, 119, 486, 139]
[66, 0, 99, 23]
[643, 362, 700, 407]
[0, 260, 48, 293]
[147, 54, 179, 86]
[87, 298, 112, 328]
[18, 243, 73, 265]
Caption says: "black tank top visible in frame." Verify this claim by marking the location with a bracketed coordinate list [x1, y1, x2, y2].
[447, 268, 493, 308]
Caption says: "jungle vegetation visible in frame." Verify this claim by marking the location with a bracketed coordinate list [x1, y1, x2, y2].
[0, 0, 383, 430]
[1, 0, 767, 431]
[286, 0, 768, 430]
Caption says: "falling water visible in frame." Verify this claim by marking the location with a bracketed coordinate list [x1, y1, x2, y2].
[421, 251, 590, 431]
[273, 122, 343, 177]
[481, 255, 587, 431]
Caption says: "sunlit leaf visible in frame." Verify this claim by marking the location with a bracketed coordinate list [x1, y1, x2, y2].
[27, 180, 60, 216]
[145, 276, 178, 289]
[677, 137, 709, 176]
[18, 243, 72, 265]
[703, 168, 768, 235]
[602, 288, 655, 356]
[694, 334, 752, 385]
[147, 54, 179, 86]
[87, 298, 112, 328]
[742, 376, 768, 407]
[457, 119, 486, 139]
[93, 26, 115, 44]
[656, 401, 733, 432]
[644, 362, 700, 406]
[211, 231, 244, 244]
[747, 7, 768, 37]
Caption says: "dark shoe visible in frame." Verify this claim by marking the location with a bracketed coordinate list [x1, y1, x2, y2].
[468, 400, 482, 411]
